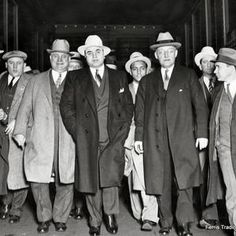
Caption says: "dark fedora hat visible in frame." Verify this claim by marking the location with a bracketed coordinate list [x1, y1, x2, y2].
[150, 32, 181, 51]
[214, 48, 236, 66]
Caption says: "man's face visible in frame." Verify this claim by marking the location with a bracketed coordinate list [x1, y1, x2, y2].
[85, 46, 105, 68]
[50, 52, 70, 73]
[68, 60, 83, 71]
[130, 61, 148, 82]
[200, 56, 215, 76]
[6, 57, 25, 77]
[155, 46, 178, 68]
[214, 62, 234, 82]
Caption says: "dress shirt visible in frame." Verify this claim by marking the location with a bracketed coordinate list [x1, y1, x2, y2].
[90, 65, 105, 86]
[8, 75, 20, 86]
[51, 70, 67, 86]
[224, 79, 236, 101]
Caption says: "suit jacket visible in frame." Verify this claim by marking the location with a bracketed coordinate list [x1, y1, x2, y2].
[13, 69, 75, 184]
[60, 67, 133, 193]
[135, 65, 209, 195]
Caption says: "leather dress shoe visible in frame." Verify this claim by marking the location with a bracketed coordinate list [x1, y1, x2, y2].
[73, 207, 83, 220]
[89, 226, 101, 235]
[178, 223, 193, 236]
[159, 226, 172, 235]
[54, 222, 67, 232]
[0, 204, 11, 220]
[199, 218, 219, 229]
[104, 214, 118, 234]
[141, 220, 157, 231]
[37, 220, 51, 234]
[9, 215, 20, 224]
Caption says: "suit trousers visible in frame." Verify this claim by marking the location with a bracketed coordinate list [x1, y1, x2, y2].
[31, 182, 73, 223]
[198, 149, 219, 221]
[217, 145, 236, 231]
[2, 188, 28, 216]
[85, 186, 119, 227]
[126, 148, 159, 223]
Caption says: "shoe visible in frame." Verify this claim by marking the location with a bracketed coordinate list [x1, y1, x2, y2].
[54, 222, 67, 232]
[37, 220, 51, 234]
[89, 226, 101, 235]
[0, 204, 11, 220]
[9, 215, 20, 224]
[104, 214, 118, 234]
[141, 220, 156, 231]
[74, 207, 83, 220]
[178, 223, 193, 236]
[199, 218, 219, 229]
[159, 226, 172, 235]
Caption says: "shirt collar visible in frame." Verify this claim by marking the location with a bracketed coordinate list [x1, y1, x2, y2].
[90, 64, 105, 78]
[161, 65, 174, 79]
[51, 70, 67, 83]
[8, 74, 20, 85]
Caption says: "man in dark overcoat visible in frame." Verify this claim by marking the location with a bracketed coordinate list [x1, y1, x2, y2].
[206, 48, 236, 234]
[134, 32, 209, 236]
[60, 35, 133, 236]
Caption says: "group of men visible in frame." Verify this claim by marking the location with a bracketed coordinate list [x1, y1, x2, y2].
[0, 31, 236, 236]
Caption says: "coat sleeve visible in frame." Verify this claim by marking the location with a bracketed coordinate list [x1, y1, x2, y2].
[13, 76, 34, 137]
[60, 73, 77, 141]
[134, 76, 146, 142]
[189, 70, 209, 138]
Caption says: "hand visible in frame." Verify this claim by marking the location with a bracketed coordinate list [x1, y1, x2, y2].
[134, 141, 143, 154]
[5, 120, 16, 135]
[13, 134, 26, 148]
[195, 138, 208, 150]
[0, 108, 7, 121]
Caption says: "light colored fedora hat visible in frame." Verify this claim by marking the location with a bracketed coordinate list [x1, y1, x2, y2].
[2, 50, 27, 61]
[194, 46, 217, 67]
[47, 39, 73, 55]
[150, 32, 181, 51]
[213, 48, 236, 66]
[78, 35, 111, 56]
[125, 52, 151, 74]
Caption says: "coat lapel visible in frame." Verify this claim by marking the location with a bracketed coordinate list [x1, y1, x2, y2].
[84, 69, 97, 114]
[42, 70, 53, 107]
[10, 73, 30, 112]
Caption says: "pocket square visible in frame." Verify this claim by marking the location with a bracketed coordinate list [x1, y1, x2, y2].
[119, 88, 124, 93]
[179, 89, 183, 92]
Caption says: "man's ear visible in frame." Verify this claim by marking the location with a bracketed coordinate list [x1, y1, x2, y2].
[175, 49, 178, 58]
[5, 62, 7, 69]
[154, 51, 158, 60]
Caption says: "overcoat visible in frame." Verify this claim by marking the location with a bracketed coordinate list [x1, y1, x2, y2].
[60, 67, 133, 194]
[7, 73, 31, 189]
[13, 70, 75, 184]
[206, 84, 234, 206]
[135, 65, 209, 195]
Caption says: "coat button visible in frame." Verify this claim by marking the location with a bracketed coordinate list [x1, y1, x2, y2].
[82, 98, 85, 102]
[157, 97, 160, 101]
[85, 129, 88, 134]
[156, 145, 159, 149]
[156, 113, 159, 117]
[85, 113, 89, 118]
[118, 113, 121, 117]
[155, 129, 159, 132]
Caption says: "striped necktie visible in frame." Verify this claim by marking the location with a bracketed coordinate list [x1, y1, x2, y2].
[208, 78, 214, 93]
[163, 69, 169, 90]
[55, 73, 62, 88]
[95, 69, 102, 87]
[9, 77, 16, 88]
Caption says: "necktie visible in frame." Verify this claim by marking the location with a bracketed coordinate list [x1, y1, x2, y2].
[9, 77, 15, 88]
[164, 69, 169, 90]
[95, 69, 102, 87]
[208, 78, 214, 93]
[55, 73, 62, 88]
[226, 83, 233, 103]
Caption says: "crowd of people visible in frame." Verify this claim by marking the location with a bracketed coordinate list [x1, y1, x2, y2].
[0, 31, 236, 236]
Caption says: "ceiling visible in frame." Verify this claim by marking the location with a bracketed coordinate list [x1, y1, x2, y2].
[16, 0, 199, 26]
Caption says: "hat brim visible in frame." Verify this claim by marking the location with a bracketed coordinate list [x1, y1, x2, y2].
[78, 45, 111, 56]
[0, 50, 4, 54]
[125, 56, 151, 74]
[212, 57, 236, 66]
[47, 49, 74, 56]
[194, 53, 217, 67]
[150, 42, 181, 51]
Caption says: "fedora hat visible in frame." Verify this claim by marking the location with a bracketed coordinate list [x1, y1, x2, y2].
[125, 52, 151, 74]
[47, 39, 73, 55]
[78, 35, 111, 56]
[0, 50, 3, 54]
[213, 48, 236, 66]
[150, 32, 181, 51]
[2, 50, 27, 61]
[194, 46, 217, 67]
[70, 51, 81, 61]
